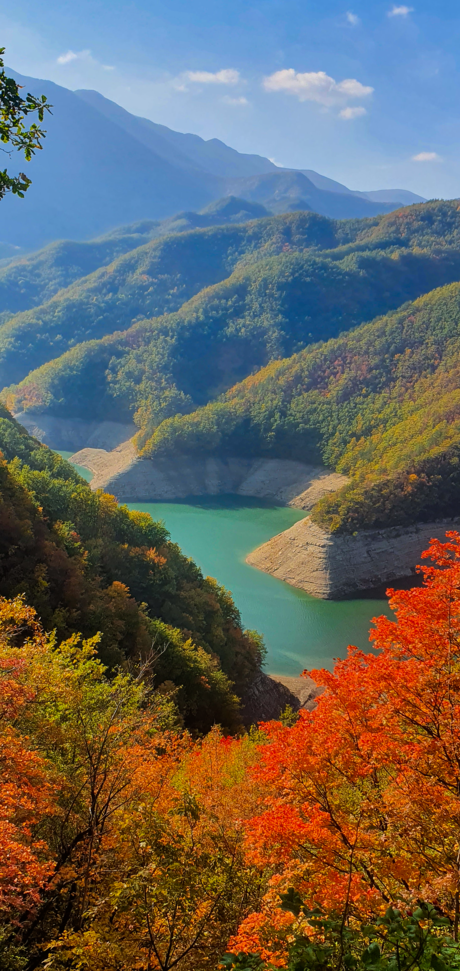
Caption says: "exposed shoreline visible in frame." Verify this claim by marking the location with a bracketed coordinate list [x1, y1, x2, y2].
[246, 515, 460, 599]
[17, 412, 456, 600]
[15, 413, 346, 508]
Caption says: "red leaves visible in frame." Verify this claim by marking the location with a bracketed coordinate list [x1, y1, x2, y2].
[232, 532, 460, 960]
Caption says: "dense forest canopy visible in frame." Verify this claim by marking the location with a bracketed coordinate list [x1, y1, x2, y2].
[4, 201, 460, 534]
[0, 209, 343, 387]
[0, 198, 272, 322]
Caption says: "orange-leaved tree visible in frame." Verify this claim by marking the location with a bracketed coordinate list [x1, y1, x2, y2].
[0, 598, 56, 919]
[0, 595, 264, 971]
[231, 531, 460, 965]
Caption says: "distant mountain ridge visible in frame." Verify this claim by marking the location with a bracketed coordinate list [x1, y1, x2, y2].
[0, 69, 426, 252]
[75, 88, 276, 179]
[302, 172, 424, 206]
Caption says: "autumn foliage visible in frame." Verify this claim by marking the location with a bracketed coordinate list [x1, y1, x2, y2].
[5, 533, 460, 968]
[232, 531, 460, 964]
[0, 596, 262, 970]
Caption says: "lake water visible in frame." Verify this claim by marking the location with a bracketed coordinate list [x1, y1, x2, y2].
[60, 451, 389, 675]
[125, 497, 388, 676]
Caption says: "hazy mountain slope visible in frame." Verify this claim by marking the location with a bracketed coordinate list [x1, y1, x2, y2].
[8, 204, 460, 432]
[356, 188, 426, 205]
[0, 70, 421, 251]
[0, 210, 339, 387]
[302, 171, 426, 205]
[223, 171, 399, 219]
[0, 224, 161, 320]
[0, 70, 215, 250]
[137, 281, 460, 534]
[0, 198, 270, 322]
[76, 88, 276, 178]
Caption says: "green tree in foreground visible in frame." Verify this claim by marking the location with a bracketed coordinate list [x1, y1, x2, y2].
[223, 900, 460, 971]
[0, 47, 51, 200]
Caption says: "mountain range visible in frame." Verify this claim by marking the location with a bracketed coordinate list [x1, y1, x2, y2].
[0, 68, 424, 253]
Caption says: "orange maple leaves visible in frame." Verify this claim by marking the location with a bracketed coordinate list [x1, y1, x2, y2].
[5, 531, 460, 969]
[232, 531, 460, 961]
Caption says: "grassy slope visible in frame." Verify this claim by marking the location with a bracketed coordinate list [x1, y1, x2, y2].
[137, 280, 460, 532]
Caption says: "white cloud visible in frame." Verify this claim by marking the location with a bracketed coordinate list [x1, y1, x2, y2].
[412, 151, 441, 162]
[263, 69, 373, 108]
[340, 106, 367, 119]
[185, 68, 240, 85]
[346, 12, 361, 25]
[57, 49, 89, 65]
[222, 95, 248, 105]
[388, 5, 414, 16]
[56, 48, 114, 70]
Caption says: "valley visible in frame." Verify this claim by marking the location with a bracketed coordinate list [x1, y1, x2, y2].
[6, 198, 460, 611]
[59, 447, 388, 674]
[3, 38, 460, 971]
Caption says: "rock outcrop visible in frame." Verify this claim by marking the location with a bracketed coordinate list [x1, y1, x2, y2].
[241, 671, 321, 724]
[15, 413, 136, 452]
[68, 448, 347, 507]
[247, 516, 460, 598]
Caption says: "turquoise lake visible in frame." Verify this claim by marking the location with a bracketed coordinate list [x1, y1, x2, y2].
[124, 497, 389, 675]
[59, 452, 389, 675]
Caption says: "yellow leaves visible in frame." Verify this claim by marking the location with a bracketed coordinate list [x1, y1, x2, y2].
[145, 547, 167, 567]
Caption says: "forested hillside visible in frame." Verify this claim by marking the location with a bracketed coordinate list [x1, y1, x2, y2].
[0, 198, 271, 322]
[6, 200, 460, 425]
[0, 406, 263, 730]
[6, 200, 460, 538]
[0, 210, 343, 387]
[139, 280, 460, 533]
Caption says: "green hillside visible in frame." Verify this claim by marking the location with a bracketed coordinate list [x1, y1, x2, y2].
[0, 198, 272, 323]
[0, 210, 342, 388]
[5, 200, 460, 396]
[137, 280, 460, 533]
[0, 222, 161, 322]
[0, 406, 263, 730]
[6, 199, 460, 541]
[7, 209, 460, 431]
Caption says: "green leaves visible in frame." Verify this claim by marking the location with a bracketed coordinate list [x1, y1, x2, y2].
[280, 888, 305, 917]
[241, 893, 460, 971]
[0, 48, 51, 201]
[221, 954, 263, 970]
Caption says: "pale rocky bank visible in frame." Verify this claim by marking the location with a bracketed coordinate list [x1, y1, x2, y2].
[16, 414, 346, 506]
[242, 672, 322, 724]
[247, 516, 460, 599]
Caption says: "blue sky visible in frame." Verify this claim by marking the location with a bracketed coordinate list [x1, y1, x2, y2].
[1, 0, 460, 197]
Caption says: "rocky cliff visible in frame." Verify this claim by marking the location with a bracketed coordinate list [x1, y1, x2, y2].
[241, 671, 322, 724]
[247, 516, 460, 598]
